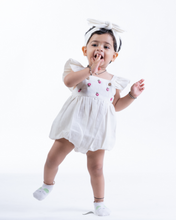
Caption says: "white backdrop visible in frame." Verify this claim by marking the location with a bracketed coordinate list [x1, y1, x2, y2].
[0, 0, 176, 176]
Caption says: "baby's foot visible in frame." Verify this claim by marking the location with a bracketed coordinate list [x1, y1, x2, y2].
[33, 183, 54, 201]
[94, 202, 110, 216]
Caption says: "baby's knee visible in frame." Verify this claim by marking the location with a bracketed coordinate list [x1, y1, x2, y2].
[88, 164, 103, 177]
[45, 152, 59, 169]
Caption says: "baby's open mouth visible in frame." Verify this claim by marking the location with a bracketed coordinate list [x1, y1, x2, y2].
[94, 54, 104, 59]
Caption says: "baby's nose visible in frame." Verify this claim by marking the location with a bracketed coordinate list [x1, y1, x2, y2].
[96, 47, 103, 52]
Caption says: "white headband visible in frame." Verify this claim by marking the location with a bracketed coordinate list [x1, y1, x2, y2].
[84, 18, 124, 52]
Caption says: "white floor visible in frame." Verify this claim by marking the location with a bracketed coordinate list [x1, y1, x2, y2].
[0, 172, 176, 220]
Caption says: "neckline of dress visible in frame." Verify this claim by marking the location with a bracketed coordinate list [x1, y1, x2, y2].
[90, 75, 114, 82]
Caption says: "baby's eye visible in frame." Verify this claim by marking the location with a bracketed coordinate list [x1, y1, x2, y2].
[92, 44, 97, 47]
[104, 46, 110, 49]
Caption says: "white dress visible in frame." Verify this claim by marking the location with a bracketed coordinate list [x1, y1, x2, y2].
[49, 58, 130, 154]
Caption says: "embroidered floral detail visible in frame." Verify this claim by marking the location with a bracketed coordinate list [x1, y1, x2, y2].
[108, 82, 111, 86]
[110, 98, 113, 101]
[98, 79, 101, 84]
[87, 83, 91, 87]
[96, 92, 99, 96]
[78, 88, 82, 92]
[106, 87, 109, 91]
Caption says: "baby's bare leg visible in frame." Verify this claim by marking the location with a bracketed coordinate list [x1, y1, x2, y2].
[87, 150, 110, 216]
[44, 138, 74, 184]
[87, 150, 105, 202]
[33, 138, 74, 201]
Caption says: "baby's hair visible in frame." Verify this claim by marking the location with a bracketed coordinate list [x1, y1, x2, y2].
[85, 26, 122, 52]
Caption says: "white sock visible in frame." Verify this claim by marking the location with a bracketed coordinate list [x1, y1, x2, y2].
[94, 202, 110, 216]
[33, 183, 54, 201]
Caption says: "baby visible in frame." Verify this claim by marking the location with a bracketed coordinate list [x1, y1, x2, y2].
[33, 18, 145, 216]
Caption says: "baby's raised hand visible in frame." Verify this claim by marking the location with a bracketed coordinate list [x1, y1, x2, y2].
[130, 79, 145, 98]
[90, 54, 104, 73]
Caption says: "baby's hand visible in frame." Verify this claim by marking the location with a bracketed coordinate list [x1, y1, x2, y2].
[90, 54, 104, 73]
[130, 79, 145, 98]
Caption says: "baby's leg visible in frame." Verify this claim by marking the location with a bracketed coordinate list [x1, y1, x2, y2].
[87, 150, 105, 202]
[87, 150, 110, 216]
[44, 138, 74, 184]
[33, 138, 74, 200]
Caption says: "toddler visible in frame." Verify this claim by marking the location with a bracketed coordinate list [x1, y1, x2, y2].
[33, 18, 145, 216]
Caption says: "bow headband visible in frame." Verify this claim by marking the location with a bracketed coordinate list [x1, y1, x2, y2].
[84, 18, 124, 52]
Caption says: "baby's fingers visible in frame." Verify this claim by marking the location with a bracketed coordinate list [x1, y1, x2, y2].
[140, 83, 145, 87]
[140, 87, 145, 91]
[139, 83, 145, 91]
[139, 79, 145, 84]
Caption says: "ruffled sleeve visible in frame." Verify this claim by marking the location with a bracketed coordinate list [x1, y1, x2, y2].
[111, 75, 130, 92]
[62, 58, 85, 92]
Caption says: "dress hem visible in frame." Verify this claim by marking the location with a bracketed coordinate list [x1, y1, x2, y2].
[49, 130, 115, 154]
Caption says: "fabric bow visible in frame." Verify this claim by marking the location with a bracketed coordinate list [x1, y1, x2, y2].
[87, 18, 124, 33]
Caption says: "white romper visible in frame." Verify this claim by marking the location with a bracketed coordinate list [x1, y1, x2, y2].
[49, 58, 130, 154]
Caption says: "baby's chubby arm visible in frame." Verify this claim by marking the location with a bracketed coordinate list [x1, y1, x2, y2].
[64, 55, 103, 88]
[114, 79, 145, 112]
[64, 68, 90, 88]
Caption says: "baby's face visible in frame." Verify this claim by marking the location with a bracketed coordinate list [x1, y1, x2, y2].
[82, 33, 118, 68]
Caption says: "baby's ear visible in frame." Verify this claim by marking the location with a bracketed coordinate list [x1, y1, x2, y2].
[82, 46, 87, 56]
[112, 52, 118, 62]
